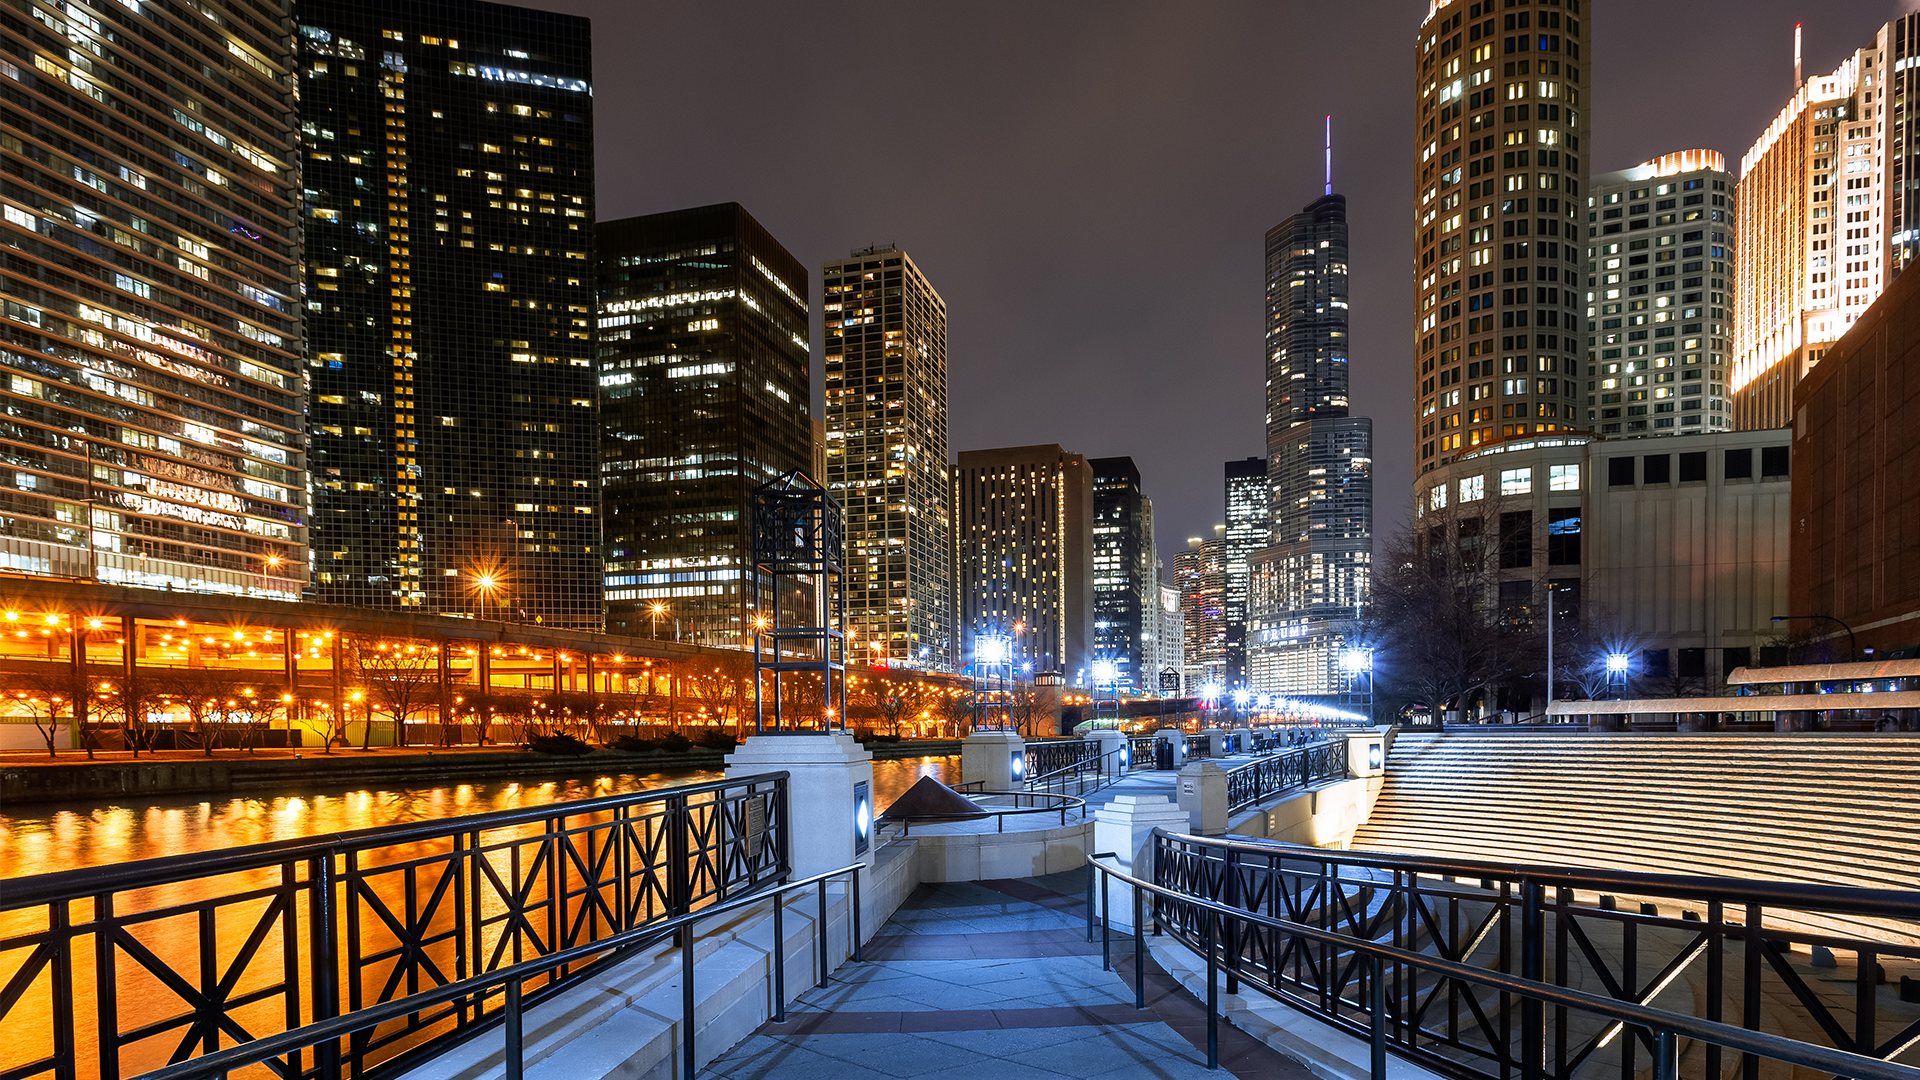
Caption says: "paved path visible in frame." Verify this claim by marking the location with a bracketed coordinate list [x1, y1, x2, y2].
[700, 869, 1312, 1080]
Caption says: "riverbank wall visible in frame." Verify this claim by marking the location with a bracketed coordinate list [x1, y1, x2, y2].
[0, 739, 964, 806]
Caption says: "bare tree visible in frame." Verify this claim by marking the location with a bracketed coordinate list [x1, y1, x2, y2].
[1370, 496, 1544, 724]
[349, 641, 442, 749]
[3, 665, 75, 756]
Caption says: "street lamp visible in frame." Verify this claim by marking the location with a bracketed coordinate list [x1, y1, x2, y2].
[1770, 614, 1857, 664]
[1339, 647, 1375, 725]
[1606, 652, 1631, 701]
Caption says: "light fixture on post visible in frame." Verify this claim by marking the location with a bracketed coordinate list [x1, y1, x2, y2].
[749, 470, 846, 733]
[1090, 658, 1120, 730]
[853, 780, 871, 855]
[1339, 646, 1375, 724]
[1606, 652, 1631, 701]
[972, 633, 1014, 732]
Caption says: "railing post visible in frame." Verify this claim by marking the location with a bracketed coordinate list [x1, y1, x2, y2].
[681, 920, 696, 1080]
[91, 893, 117, 1080]
[851, 866, 863, 963]
[1225, 848, 1240, 995]
[817, 880, 830, 988]
[504, 978, 523, 1080]
[1521, 878, 1544, 1080]
[1132, 882, 1147, 1010]
[310, 853, 341, 1080]
[668, 794, 692, 917]
[1204, 903, 1219, 1070]
[1086, 859, 1097, 943]
[1371, 953, 1389, 1080]
[1653, 1028, 1679, 1080]
[1101, 868, 1112, 972]
[772, 894, 786, 1023]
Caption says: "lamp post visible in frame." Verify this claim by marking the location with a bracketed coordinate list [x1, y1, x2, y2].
[1606, 652, 1631, 701]
[1770, 614, 1857, 664]
[1339, 647, 1375, 725]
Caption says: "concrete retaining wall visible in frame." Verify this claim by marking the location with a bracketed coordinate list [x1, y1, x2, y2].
[1227, 776, 1386, 849]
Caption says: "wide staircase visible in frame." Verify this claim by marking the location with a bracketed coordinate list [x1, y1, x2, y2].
[1352, 732, 1920, 941]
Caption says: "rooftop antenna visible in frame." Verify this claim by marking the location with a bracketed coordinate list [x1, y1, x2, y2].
[1324, 115, 1333, 196]
[1794, 23, 1802, 89]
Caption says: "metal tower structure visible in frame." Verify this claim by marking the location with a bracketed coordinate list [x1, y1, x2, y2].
[750, 470, 846, 732]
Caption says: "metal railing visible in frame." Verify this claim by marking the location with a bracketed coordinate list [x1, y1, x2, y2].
[1085, 846, 1920, 1080]
[1224, 738, 1347, 812]
[0, 773, 790, 1080]
[1023, 738, 1098, 779]
[129, 863, 864, 1080]
[887, 789, 1087, 835]
[1026, 746, 1125, 798]
[1127, 735, 1157, 770]
[1146, 830, 1920, 1080]
[1185, 733, 1211, 758]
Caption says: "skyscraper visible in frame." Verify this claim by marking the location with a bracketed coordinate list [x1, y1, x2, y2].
[1154, 580, 1185, 695]
[1221, 457, 1266, 688]
[1090, 457, 1153, 690]
[1583, 151, 1735, 436]
[1177, 531, 1228, 695]
[597, 204, 812, 643]
[1414, 0, 1591, 474]
[1732, 19, 1914, 429]
[0, 0, 304, 595]
[953, 445, 1092, 680]
[822, 247, 952, 671]
[298, 0, 599, 627]
[1250, 192, 1373, 697]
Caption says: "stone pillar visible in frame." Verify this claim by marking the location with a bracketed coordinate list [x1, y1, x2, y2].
[1153, 728, 1187, 770]
[1346, 729, 1386, 778]
[1176, 761, 1228, 835]
[1092, 795, 1190, 933]
[1202, 728, 1228, 758]
[724, 732, 876, 880]
[961, 728, 1027, 791]
[1087, 728, 1125, 779]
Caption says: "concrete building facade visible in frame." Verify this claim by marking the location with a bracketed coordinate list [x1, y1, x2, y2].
[1584, 151, 1735, 436]
[1414, 428, 1790, 698]
[952, 445, 1092, 682]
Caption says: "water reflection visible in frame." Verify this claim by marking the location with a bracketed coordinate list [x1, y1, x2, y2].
[0, 755, 959, 878]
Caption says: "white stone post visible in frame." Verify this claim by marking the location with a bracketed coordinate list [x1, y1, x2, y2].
[961, 728, 1027, 791]
[1347, 729, 1386, 778]
[1203, 728, 1228, 758]
[1092, 795, 1190, 933]
[724, 732, 876, 880]
[1153, 727, 1187, 770]
[1087, 728, 1126, 779]
[1176, 760, 1228, 835]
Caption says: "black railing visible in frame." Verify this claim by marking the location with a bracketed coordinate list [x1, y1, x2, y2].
[1127, 735, 1157, 770]
[1148, 831, 1920, 1080]
[1185, 733, 1211, 758]
[1223, 738, 1347, 812]
[1023, 738, 1098, 780]
[129, 862, 862, 1080]
[1086, 846, 1920, 1080]
[0, 773, 790, 1080]
[886, 790, 1087, 835]
[1026, 746, 1123, 799]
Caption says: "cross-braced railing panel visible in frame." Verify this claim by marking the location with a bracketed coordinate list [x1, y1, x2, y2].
[0, 773, 790, 1080]
[1152, 832, 1920, 1080]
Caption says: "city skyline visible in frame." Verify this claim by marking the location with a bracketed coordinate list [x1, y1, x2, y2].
[522, 0, 1891, 555]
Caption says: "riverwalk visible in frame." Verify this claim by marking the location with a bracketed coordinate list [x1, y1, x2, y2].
[701, 869, 1310, 1080]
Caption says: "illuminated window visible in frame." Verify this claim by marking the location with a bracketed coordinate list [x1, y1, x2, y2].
[1500, 468, 1532, 495]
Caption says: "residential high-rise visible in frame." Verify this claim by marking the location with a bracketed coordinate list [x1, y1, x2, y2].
[1155, 580, 1185, 695]
[1221, 457, 1267, 687]
[1090, 457, 1153, 690]
[1414, 0, 1591, 474]
[299, 0, 599, 626]
[0, 0, 304, 595]
[596, 204, 811, 643]
[1583, 152, 1736, 436]
[822, 247, 952, 671]
[1732, 19, 1915, 429]
[1250, 192, 1374, 697]
[1177, 530, 1228, 694]
[953, 445, 1092, 680]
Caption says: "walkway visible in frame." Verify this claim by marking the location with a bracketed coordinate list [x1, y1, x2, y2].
[699, 869, 1312, 1080]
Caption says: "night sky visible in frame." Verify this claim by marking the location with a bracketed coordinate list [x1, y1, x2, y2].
[522, 0, 1894, 564]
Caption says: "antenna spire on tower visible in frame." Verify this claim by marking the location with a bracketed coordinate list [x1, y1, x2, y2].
[1795, 23, 1803, 89]
[1325, 115, 1333, 196]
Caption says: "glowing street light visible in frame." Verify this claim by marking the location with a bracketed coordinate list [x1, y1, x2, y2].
[976, 636, 1010, 665]
[1091, 659, 1119, 685]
